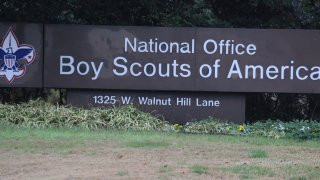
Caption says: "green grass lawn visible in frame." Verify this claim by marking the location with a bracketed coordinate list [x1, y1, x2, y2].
[1, 126, 319, 147]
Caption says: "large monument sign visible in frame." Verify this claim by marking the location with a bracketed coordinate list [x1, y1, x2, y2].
[2, 22, 320, 123]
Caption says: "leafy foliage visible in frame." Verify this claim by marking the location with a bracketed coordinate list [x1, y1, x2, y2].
[1, 101, 319, 140]
[183, 117, 238, 135]
[0, 0, 226, 27]
[249, 120, 320, 140]
[174, 117, 320, 140]
[0, 99, 165, 130]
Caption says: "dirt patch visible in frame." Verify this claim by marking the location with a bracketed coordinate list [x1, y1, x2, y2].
[0, 139, 319, 179]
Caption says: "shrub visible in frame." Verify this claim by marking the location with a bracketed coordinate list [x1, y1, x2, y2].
[0, 99, 167, 130]
[183, 117, 238, 135]
[246, 120, 320, 140]
[0, 100, 319, 140]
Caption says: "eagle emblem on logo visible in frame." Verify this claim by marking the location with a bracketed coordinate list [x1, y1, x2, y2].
[0, 27, 35, 83]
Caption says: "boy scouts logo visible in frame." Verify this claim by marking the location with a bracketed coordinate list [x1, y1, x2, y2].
[0, 27, 35, 83]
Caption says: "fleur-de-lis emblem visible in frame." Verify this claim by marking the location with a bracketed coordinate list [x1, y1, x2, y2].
[0, 27, 35, 83]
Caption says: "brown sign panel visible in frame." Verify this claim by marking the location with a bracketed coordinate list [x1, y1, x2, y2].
[0, 23, 43, 87]
[195, 28, 320, 93]
[67, 90, 245, 124]
[44, 25, 196, 90]
[44, 24, 320, 93]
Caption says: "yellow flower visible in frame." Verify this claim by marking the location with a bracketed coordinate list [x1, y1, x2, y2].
[238, 125, 244, 132]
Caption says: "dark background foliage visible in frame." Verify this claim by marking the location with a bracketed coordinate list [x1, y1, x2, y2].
[1, 0, 320, 122]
